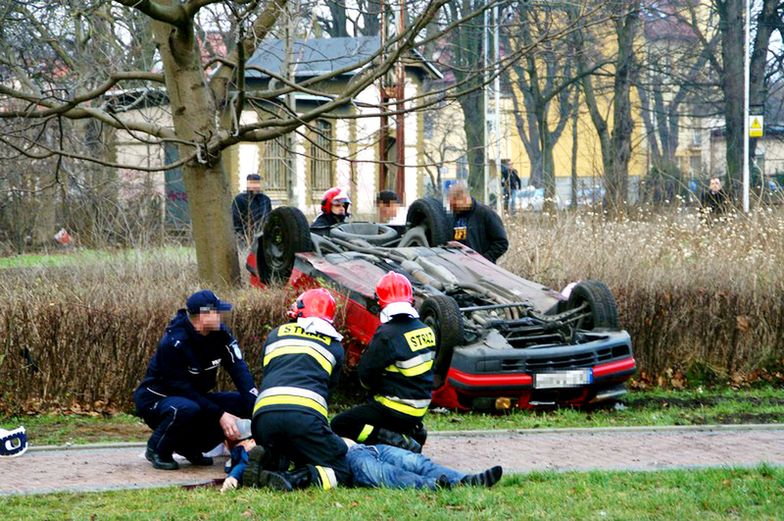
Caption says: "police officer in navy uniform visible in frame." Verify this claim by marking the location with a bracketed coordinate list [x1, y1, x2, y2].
[133, 290, 258, 470]
[243, 288, 351, 491]
[331, 272, 434, 452]
[311, 187, 351, 230]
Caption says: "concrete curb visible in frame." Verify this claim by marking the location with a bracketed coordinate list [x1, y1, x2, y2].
[27, 423, 784, 452]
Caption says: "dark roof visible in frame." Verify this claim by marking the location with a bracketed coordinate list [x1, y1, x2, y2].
[245, 36, 441, 80]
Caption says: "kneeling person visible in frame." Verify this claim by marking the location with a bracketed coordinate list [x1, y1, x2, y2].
[133, 290, 258, 470]
[331, 272, 434, 452]
[246, 289, 351, 491]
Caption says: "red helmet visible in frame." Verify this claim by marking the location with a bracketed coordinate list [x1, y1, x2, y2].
[290, 288, 337, 323]
[375, 272, 413, 309]
[321, 187, 351, 214]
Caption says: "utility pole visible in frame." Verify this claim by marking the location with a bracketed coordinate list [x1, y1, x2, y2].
[742, 0, 750, 213]
[379, 0, 406, 202]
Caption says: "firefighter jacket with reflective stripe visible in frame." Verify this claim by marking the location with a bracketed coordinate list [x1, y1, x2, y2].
[135, 309, 257, 421]
[253, 322, 344, 418]
[358, 315, 435, 417]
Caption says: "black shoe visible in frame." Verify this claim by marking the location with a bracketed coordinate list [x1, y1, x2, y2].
[257, 470, 294, 492]
[145, 447, 179, 471]
[460, 466, 503, 487]
[183, 453, 213, 466]
[242, 446, 267, 487]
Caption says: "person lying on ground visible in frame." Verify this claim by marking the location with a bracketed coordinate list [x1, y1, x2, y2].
[239, 438, 503, 492]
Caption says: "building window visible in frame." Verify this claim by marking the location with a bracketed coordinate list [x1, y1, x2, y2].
[262, 136, 287, 194]
[310, 120, 333, 194]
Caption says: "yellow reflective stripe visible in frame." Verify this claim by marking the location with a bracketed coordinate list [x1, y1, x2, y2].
[374, 396, 429, 417]
[263, 346, 333, 375]
[253, 395, 328, 418]
[357, 424, 374, 443]
[315, 466, 335, 490]
[384, 359, 433, 377]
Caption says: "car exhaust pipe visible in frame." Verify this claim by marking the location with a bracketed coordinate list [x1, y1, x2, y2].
[589, 386, 628, 404]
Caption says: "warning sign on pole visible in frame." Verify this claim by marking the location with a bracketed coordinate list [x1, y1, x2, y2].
[749, 115, 764, 138]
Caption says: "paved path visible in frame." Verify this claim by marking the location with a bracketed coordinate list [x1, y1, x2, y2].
[1, 425, 782, 496]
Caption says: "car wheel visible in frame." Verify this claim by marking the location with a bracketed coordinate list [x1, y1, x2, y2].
[419, 294, 464, 388]
[260, 207, 312, 284]
[330, 222, 398, 245]
[566, 280, 620, 330]
[406, 197, 451, 246]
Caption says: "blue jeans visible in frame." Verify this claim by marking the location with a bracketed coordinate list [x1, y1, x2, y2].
[347, 444, 465, 490]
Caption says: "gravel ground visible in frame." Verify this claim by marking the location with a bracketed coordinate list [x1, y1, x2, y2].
[2, 424, 783, 496]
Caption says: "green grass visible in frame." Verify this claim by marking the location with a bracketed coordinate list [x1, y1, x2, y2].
[4, 387, 783, 447]
[0, 246, 194, 270]
[3, 466, 783, 520]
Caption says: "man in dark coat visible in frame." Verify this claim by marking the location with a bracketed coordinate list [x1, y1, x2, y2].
[447, 183, 509, 263]
[133, 290, 258, 470]
[700, 177, 731, 219]
[232, 173, 272, 246]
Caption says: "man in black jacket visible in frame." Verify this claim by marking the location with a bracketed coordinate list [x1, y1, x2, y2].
[232, 173, 272, 246]
[447, 183, 509, 263]
[133, 290, 258, 470]
[331, 273, 433, 452]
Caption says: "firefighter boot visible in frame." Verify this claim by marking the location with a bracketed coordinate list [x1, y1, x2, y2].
[410, 422, 428, 447]
[460, 466, 503, 487]
[241, 445, 268, 487]
[255, 466, 315, 492]
[375, 428, 422, 453]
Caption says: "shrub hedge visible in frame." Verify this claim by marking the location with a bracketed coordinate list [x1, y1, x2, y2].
[1, 209, 782, 414]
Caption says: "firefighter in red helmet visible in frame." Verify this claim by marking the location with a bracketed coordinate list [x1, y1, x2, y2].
[312, 187, 351, 230]
[331, 272, 434, 452]
[245, 288, 351, 491]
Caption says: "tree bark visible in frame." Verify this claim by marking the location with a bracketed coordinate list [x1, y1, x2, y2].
[151, 12, 239, 286]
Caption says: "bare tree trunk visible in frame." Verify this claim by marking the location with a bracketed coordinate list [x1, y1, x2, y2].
[606, 8, 639, 211]
[717, 0, 745, 194]
[459, 90, 486, 200]
[151, 14, 239, 286]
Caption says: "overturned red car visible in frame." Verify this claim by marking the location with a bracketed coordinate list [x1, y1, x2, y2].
[246, 198, 636, 411]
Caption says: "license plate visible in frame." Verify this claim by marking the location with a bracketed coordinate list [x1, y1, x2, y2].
[534, 369, 593, 389]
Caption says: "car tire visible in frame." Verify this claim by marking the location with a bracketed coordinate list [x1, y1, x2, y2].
[330, 222, 398, 245]
[406, 198, 451, 246]
[566, 280, 620, 330]
[260, 207, 312, 284]
[419, 294, 464, 388]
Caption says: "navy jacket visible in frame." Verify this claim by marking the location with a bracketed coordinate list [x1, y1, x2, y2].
[451, 198, 509, 263]
[135, 310, 257, 420]
[359, 316, 435, 418]
[232, 191, 272, 236]
[311, 212, 346, 230]
[253, 322, 344, 419]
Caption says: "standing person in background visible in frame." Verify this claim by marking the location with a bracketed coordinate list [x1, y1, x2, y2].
[500, 160, 521, 214]
[312, 187, 351, 230]
[447, 183, 509, 263]
[700, 176, 731, 220]
[133, 290, 258, 471]
[376, 190, 406, 225]
[232, 173, 272, 247]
